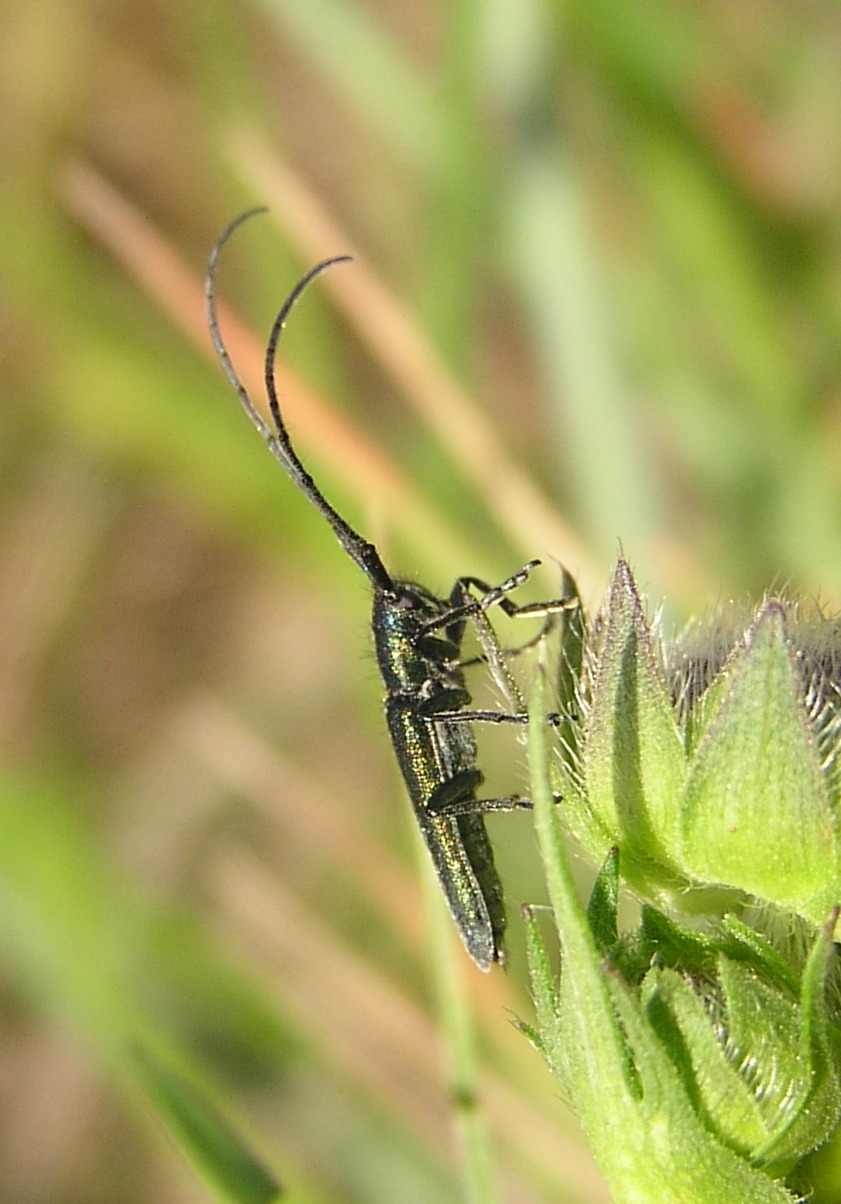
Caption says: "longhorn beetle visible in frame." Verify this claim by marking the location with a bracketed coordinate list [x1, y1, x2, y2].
[205, 210, 575, 970]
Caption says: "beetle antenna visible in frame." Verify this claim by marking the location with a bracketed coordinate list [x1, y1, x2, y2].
[206, 210, 395, 594]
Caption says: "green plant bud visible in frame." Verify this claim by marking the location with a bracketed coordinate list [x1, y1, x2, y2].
[558, 559, 841, 924]
[640, 912, 841, 1173]
[680, 603, 840, 920]
[526, 678, 835, 1203]
[531, 569, 841, 1199]
[576, 559, 687, 894]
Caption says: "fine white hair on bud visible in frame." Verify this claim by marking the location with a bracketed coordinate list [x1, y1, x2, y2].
[664, 594, 841, 798]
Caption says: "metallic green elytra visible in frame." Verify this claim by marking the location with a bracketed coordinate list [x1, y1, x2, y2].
[205, 211, 574, 970]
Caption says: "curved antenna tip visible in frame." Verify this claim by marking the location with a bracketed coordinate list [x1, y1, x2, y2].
[206, 216, 393, 596]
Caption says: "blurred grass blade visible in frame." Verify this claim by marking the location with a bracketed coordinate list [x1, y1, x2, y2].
[132, 1045, 283, 1204]
[258, 0, 443, 172]
[0, 771, 139, 1049]
[507, 150, 655, 562]
[418, 840, 497, 1204]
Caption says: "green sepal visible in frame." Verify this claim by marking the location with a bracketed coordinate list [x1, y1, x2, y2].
[641, 940, 838, 1173]
[680, 603, 841, 920]
[751, 908, 841, 1167]
[719, 914, 801, 996]
[613, 904, 841, 1168]
[587, 845, 620, 953]
[642, 963, 773, 1158]
[581, 559, 687, 891]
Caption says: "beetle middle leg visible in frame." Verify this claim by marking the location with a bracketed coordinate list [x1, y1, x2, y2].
[426, 770, 555, 817]
[427, 775, 562, 817]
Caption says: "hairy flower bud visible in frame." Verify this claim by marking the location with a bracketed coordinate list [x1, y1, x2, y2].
[527, 561, 841, 1201]
[556, 559, 841, 924]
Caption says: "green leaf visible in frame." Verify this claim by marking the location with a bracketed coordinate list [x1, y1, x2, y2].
[521, 904, 563, 1080]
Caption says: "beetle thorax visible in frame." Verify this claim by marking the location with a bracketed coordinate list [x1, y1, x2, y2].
[372, 580, 460, 695]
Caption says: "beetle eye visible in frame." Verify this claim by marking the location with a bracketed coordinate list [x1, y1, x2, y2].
[396, 587, 434, 612]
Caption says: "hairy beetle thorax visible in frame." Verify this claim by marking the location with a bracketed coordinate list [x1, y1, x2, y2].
[372, 580, 463, 697]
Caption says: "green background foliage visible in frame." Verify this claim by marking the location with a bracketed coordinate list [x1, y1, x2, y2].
[3, 1, 841, 1200]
